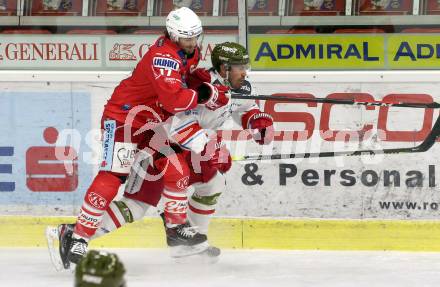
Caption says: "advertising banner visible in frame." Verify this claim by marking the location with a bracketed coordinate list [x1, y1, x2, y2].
[0, 34, 238, 70]
[221, 79, 440, 219]
[250, 34, 440, 70]
[0, 34, 438, 71]
[2, 77, 440, 219]
[0, 82, 116, 215]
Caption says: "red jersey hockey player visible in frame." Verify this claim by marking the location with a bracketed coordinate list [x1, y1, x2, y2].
[47, 42, 274, 265]
[46, 7, 230, 270]
[46, 42, 271, 270]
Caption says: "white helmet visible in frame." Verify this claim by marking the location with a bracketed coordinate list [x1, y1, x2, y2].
[166, 7, 203, 42]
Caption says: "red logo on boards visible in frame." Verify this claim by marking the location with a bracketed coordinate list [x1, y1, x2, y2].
[26, 127, 78, 192]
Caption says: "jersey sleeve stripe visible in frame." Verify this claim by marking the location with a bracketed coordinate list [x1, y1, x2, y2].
[171, 120, 197, 135]
[172, 122, 202, 145]
[180, 129, 207, 148]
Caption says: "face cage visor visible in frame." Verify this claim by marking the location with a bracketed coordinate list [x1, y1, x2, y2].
[228, 63, 251, 73]
[178, 33, 204, 50]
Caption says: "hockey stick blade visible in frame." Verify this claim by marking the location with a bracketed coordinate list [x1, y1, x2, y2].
[231, 94, 440, 109]
[233, 114, 440, 161]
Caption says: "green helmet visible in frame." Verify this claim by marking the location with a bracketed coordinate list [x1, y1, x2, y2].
[74, 250, 126, 287]
[211, 42, 250, 72]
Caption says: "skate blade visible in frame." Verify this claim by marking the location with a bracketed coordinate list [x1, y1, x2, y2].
[171, 244, 220, 264]
[45, 226, 63, 272]
[45, 226, 73, 273]
[170, 241, 209, 258]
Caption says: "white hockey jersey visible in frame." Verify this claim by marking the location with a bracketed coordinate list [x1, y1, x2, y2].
[169, 69, 260, 153]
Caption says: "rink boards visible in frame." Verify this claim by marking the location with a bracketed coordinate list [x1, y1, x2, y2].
[2, 216, 440, 251]
[1, 71, 440, 250]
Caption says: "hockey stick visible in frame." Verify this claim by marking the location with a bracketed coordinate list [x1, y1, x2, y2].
[231, 94, 440, 109]
[233, 114, 440, 161]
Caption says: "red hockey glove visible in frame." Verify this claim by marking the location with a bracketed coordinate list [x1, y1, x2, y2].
[197, 82, 230, 111]
[187, 68, 211, 90]
[190, 137, 232, 182]
[248, 112, 274, 145]
[204, 141, 232, 174]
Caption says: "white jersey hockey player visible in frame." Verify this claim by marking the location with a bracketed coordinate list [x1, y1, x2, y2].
[148, 41, 275, 259]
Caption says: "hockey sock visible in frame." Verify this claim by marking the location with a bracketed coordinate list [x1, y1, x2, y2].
[163, 188, 188, 227]
[93, 197, 151, 239]
[73, 172, 121, 240]
[187, 190, 220, 234]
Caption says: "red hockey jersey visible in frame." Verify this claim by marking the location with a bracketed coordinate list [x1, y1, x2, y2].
[103, 35, 200, 128]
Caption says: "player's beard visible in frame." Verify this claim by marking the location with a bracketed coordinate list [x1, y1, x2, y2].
[229, 75, 245, 89]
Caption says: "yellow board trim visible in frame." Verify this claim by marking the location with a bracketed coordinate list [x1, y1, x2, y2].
[1, 216, 440, 251]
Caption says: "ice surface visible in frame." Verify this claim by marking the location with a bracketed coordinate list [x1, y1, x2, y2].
[2, 248, 440, 287]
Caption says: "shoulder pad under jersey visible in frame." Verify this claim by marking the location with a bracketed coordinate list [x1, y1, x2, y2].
[232, 80, 252, 95]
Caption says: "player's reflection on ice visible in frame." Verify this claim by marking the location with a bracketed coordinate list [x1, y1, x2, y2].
[2, 248, 440, 287]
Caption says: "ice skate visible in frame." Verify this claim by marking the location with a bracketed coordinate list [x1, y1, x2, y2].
[167, 222, 209, 255]
[160, 213, 221, 263]
[68, 237, 88, 264]
[45, 224, 74, 271]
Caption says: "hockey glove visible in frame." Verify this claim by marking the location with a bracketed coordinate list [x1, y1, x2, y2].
[197, 82, 230, 111]
[248, 112, 274, 145]
[203, 139, 232, 174]
[190, 136, 232, 182]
